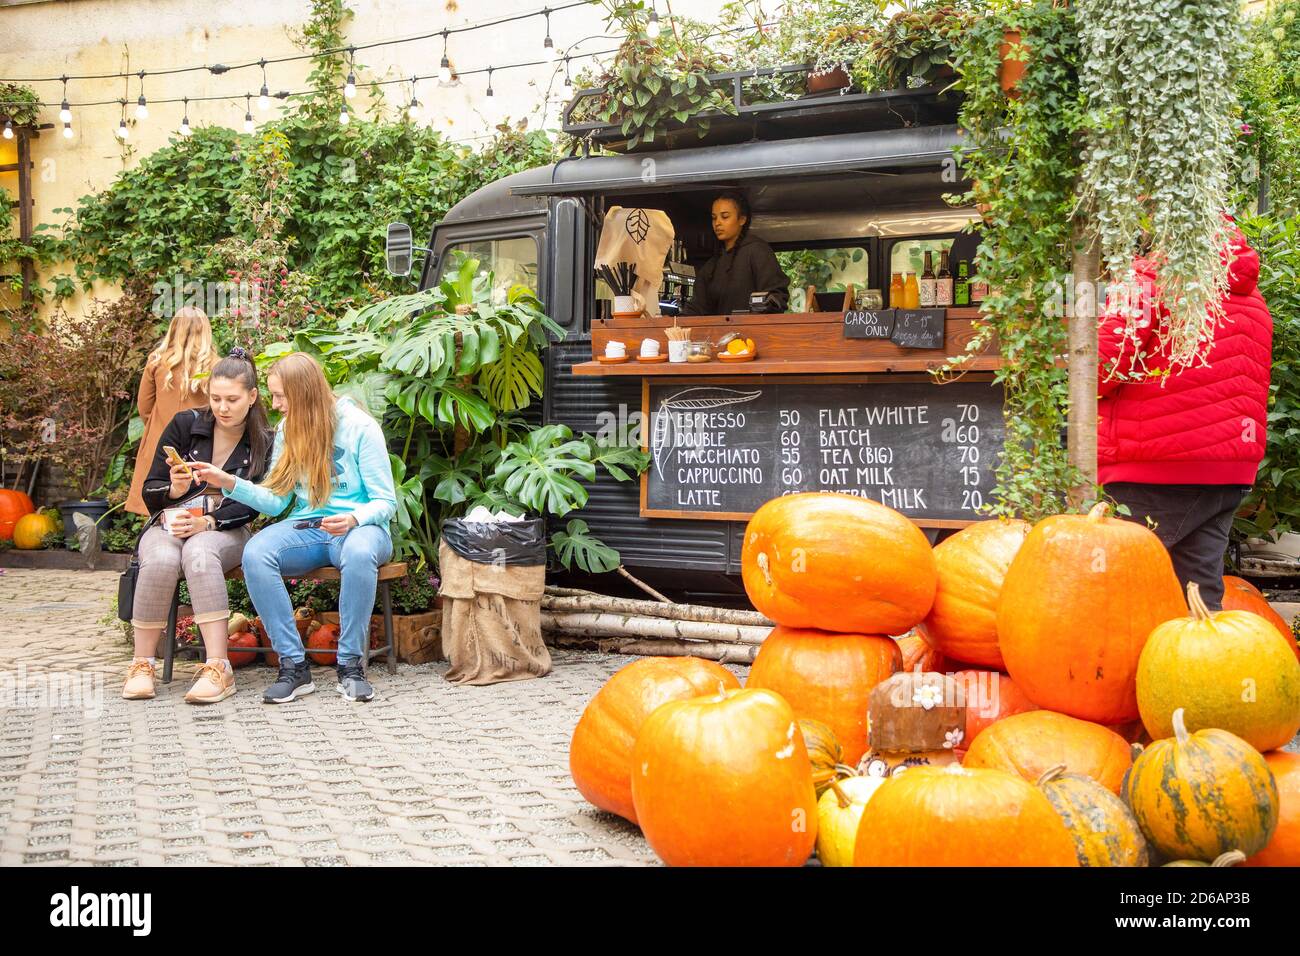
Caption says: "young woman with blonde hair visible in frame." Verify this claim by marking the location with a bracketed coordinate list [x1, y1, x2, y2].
[194, 352, 396, 703]
[127, 306, 216, 516]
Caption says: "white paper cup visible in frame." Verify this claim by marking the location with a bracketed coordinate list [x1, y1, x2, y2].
[162, 508, 188, 534]
[668, 340, 689, 363]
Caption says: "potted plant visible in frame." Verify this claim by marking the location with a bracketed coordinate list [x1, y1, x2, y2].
[870, 3, 974, 91]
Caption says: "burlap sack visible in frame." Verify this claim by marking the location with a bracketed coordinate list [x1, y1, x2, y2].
[438, 539, 550, 685]
[595, 206, 675, 317]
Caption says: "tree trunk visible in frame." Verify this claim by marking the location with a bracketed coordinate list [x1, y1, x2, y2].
[1067, 215, 1100, 507]
[541, 610, 771, 646]
[548, 632, 757, 665]
[542, 590, 773, 627]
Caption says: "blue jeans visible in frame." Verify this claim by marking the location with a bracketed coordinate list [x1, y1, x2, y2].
[242, 520, 393, 666]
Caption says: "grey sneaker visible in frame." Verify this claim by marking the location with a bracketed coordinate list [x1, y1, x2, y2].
[264, 659, 315, 704]
[336, 661, 374, 702]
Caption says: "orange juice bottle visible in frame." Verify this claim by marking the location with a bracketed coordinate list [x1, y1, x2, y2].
[889, 272, 904, 308]
[903, 272, 920, 309]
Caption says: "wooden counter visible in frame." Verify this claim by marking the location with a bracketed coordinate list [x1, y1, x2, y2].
[573, 308, 1000, 376]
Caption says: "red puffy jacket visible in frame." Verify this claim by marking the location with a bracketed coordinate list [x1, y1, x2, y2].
[1097, 228, 1272, 486]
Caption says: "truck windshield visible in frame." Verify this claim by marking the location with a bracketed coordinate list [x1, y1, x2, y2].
[441, 236, 540, 305]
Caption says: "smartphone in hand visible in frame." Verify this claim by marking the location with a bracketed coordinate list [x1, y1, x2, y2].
[163, 445, 197, 482]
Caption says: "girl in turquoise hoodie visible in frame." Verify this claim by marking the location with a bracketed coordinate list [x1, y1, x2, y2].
[194, 352, 396, 703]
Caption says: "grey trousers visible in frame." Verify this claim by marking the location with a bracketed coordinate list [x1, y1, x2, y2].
[131, 525, 251, 629]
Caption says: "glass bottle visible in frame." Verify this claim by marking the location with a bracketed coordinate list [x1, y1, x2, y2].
[889, 272, 904, 308]
[935, 250, 953, 307]
[918, 252, 937, 307]
[903, 272, 920, 310]
[954, 260, 971, 306]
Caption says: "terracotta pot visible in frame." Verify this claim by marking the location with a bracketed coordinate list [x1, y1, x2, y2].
[807, 64, 851, 95]
[999, 29, 1027, 98]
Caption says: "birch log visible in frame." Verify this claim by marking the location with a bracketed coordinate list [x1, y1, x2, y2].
[541, 610, 771, 646]
[542, 593, 772, 627]
[548, 633, 757, 665]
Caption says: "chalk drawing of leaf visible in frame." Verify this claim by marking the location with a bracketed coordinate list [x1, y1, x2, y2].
[625, 208, 650, 244]
[651, 387, 762, 480]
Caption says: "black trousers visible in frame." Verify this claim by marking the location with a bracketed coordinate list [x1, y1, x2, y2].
[1104, 483, 1250, 610]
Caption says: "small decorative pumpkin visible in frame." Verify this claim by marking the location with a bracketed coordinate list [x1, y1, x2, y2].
[816, 775, 885, 867]
[0, 489, 35, 541]
[227, 628, 259, 668]
[741, 492, 937, 635]
[1221, 575, 1300, 661]
[631, 688, 818, 867]
[962, 710, 1132, 794]
[12, 511, 57, 550]
[857, 747, 959, 777]
[747, 626, 901, 764]
[853, 765, 1079, 867]
[1163, 850, 1247, 868]
[868, 671, 966, 753]
[1036, 765, 1149, 867]
[919, 518, 1031, 669]
[797, 718, 846, 796]
[306, 622, 339, 665]
[1123, 708, 1279, 862]
[997, 501, 1187, 723]
[1137, 582, 1300, 753]
[951, 669, 1039, 755]
[569, 656, 740, 823]
[896, 631, 949, 673]
[1243, 751, 1300, 867]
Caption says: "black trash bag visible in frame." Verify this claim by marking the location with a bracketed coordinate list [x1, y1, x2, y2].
[441, 517, 546, 567]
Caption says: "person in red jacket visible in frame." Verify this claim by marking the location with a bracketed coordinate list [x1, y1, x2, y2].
[1097, 224, 1272, 609]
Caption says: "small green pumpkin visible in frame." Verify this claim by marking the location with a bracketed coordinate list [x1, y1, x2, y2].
[1163, 850, 1247, 868]
[1037, 765, 1149, 867]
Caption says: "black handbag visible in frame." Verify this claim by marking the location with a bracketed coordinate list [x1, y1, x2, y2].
[116, 508, 168, 622]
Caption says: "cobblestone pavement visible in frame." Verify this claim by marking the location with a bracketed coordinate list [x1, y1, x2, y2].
[0, 568, 738, 867]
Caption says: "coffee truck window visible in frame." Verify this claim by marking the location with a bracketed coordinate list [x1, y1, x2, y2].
[442, 236, 540, 305]
[777, 246, 870, 312]
[888, 237, 956, 276]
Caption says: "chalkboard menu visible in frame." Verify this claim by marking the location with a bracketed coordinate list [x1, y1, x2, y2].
[890, 309, 946, 349]
[843, 309, 895, 339]
[642, 377, 1005, 525]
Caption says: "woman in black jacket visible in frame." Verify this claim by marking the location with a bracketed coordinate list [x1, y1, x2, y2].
[681, 190, 790, 316]
[122, 348, 273, 704]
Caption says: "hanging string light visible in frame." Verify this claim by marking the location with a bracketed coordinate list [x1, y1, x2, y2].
[339, 101, 350, 124]
[115, 100, 129, 140]
[179, 96, 192, 137]
[561, 56, 574, 99]
[647, 5, 661, 39]
[244, 94, 255, 133]
[62, 119, 73, 139]
[542, 8, 557, 61]
[135, 71, 149, 119]
[59, 76, 72, 124]
[486, 65, 495, 98]
[439, 29, 453, 84]
[2, 118, 12, 140]
[407, 75, 421, 119]
[344, 47, 357, 98]
[258, 59, 271, 110]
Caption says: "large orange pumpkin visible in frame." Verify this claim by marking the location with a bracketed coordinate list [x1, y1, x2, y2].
[306, 622, 339, 665]
[741, 493, 936, 634]
[1221, 575, 1300, 662]
[1137, 582, 1300, 753]
[569, 656, 739, 823]
[920, 518, 1031, 669]
[747, 625, 901, 764]
[1122, 708, 1279, 862]
[227, 629, 259, 668]
[997, 502, 1186, 723]
[631, 688, 818, 866]
[962, 710, 1132, 794]
[896, 631, 949, 673]
[951, 669, 1038, 754]
[0, 489, 35, 541]
[853, 765, 1078, 867]
[12, 511, 57, 550]
[1243, 752, 1300, 867]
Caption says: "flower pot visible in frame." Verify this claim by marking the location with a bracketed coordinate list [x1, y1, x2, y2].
[999, 29, 1027, 98]
[807, 64, 851, 95]
[58, 499, 110, 548]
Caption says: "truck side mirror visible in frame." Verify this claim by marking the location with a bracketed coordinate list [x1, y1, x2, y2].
[386, 222, 414, 277]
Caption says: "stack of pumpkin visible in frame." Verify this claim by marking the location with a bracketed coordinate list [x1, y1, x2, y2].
[569, 492, 1300, 867]
[0, 490, 58, 550]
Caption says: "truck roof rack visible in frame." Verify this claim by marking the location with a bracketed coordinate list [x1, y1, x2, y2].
[562, 63, 962, 153]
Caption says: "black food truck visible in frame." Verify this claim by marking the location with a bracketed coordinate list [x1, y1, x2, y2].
[389, 79, 1001, 602]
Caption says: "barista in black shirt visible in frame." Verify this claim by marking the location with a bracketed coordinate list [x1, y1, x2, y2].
[682, 191, 790, 316]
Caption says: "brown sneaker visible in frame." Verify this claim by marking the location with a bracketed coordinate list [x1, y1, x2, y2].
[184, 661, 236, 704]
[122, 659, 156, 700]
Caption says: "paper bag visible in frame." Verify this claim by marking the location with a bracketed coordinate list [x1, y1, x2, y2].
[594, 206, 675, 317]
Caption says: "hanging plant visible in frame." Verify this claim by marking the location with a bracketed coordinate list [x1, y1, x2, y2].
[0, 83, 39, 128]
[1076, 0, 1242, 369]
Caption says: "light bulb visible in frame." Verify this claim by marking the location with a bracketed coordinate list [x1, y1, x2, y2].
[647, 10, 661, 39]
[339, 106, 350, 125]
[136, 96, 149, 120]
[244, 113, 255, 133]
[60, 101, 72, 123]
[562, 76, 574, 99]
[180, 118, 192, 137]
[259, 85, 271, 111]
[439, 56, 452, 84]
[62, 122, 73, 139]
[344, 72, 357, 99]
[408, 100, 421, 120]
[544, 36, 557, 61]
[116, 119, 128, 140]
[3, 122, 12, 140]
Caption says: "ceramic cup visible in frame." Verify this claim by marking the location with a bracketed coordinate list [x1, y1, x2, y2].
[668, 340, 689, 363]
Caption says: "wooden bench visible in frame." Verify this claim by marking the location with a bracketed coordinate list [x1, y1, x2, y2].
[161, 562, 409, 683]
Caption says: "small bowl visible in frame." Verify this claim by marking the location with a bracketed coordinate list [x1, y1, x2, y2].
[597, 354, 631, 365]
